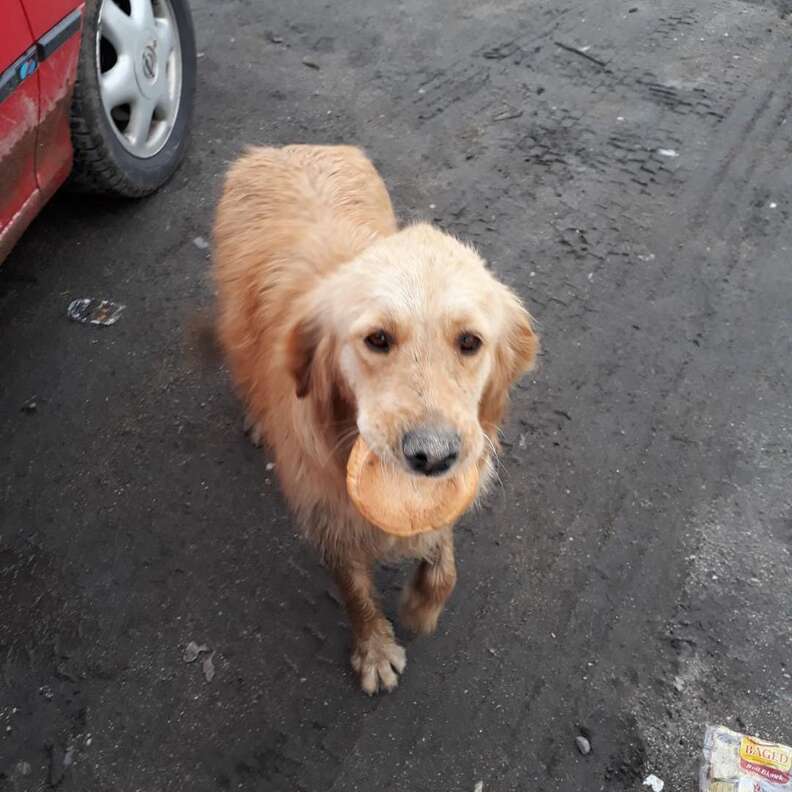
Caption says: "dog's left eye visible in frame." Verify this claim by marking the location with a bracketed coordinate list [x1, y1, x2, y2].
[365, 330, 393, 353]
[458, 333, 482, 355]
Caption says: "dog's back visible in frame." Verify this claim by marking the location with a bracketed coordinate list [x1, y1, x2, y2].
[213, 145, 397, 436]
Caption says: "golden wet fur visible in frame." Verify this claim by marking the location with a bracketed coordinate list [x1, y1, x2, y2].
[212, 145, 538, 693]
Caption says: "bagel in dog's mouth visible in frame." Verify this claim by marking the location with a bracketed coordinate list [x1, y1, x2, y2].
[346, 436, 480, 536]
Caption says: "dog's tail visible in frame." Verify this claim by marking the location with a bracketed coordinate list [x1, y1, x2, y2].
[186, 309, 223, 368]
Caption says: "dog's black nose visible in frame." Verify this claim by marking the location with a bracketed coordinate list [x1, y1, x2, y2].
[402, 427, 461, 476]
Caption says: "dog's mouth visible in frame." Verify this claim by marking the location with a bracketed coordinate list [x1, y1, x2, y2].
[354, 432, 401, 471]
[357, 429, 477, 480]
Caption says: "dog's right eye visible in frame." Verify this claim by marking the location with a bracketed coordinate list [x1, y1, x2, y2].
[364, 330, 392, 353]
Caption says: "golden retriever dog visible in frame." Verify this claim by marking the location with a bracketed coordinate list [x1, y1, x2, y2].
[212, 145, 538, 694]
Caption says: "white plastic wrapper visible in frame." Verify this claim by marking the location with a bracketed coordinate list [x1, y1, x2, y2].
[701, 725, 792, 792]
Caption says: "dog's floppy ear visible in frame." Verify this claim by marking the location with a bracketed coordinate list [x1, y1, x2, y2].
[505, 299, 539, 379]
[479, 291, 539, 434]
[285, 308, 355, 450]
[286, 314, 321, 399]
[285, 306, 348, 408]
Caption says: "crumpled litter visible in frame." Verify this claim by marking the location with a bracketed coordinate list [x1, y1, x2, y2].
[67, 298, 125, 326]
[644, 774, 665, 792]
[183, 641, 210, 663]
[700, 724, 791, 791]
[202, 652, 216, 683]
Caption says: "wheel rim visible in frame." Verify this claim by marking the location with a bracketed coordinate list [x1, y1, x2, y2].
[96, 0, 183, 158]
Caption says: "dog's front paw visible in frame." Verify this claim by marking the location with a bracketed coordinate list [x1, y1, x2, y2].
[242, 412, 265, 447]
[351, 622, 406, 695]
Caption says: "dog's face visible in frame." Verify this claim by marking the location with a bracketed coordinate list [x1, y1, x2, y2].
[287, 224, 538, 476]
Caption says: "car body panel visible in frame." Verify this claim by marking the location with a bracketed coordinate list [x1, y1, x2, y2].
[0, 0, 39, 252]
[19, 0, 81, 40]
[0, 0, 83, 262]
[33, 8, 84, 196]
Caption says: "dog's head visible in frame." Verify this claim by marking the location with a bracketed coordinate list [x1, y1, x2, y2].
[286, 223, 538, 476]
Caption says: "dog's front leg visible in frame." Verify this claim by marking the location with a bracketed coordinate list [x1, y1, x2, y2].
[331, 558, 406, 694]
[400, 529, 457, 634]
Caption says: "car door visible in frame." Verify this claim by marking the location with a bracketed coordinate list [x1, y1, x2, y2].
[0, 0, 39, 249]
[19, 0, 84, 200]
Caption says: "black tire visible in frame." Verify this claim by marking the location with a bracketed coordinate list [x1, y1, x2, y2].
[68, 0, 197, 196]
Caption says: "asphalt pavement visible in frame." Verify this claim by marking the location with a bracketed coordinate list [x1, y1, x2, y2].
[1, 0, 791, 790]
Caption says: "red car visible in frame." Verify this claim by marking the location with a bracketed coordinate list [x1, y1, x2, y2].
[1, 0, 196, 262]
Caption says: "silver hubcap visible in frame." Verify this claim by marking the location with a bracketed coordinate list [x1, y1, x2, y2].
[97, 0, 182, 158]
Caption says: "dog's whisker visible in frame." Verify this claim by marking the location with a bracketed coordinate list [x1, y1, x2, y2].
[480, 430, 505, 490]
[320, 427, 360, 465]
[322, 418, 360, 428]
[481, 431, 500, 465]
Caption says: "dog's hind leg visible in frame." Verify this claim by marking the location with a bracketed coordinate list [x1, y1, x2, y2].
[400, 530, 457, 635]
[330, 557, 406, 695]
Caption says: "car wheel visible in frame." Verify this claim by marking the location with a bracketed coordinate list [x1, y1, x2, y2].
[69, 0, 197, 196]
